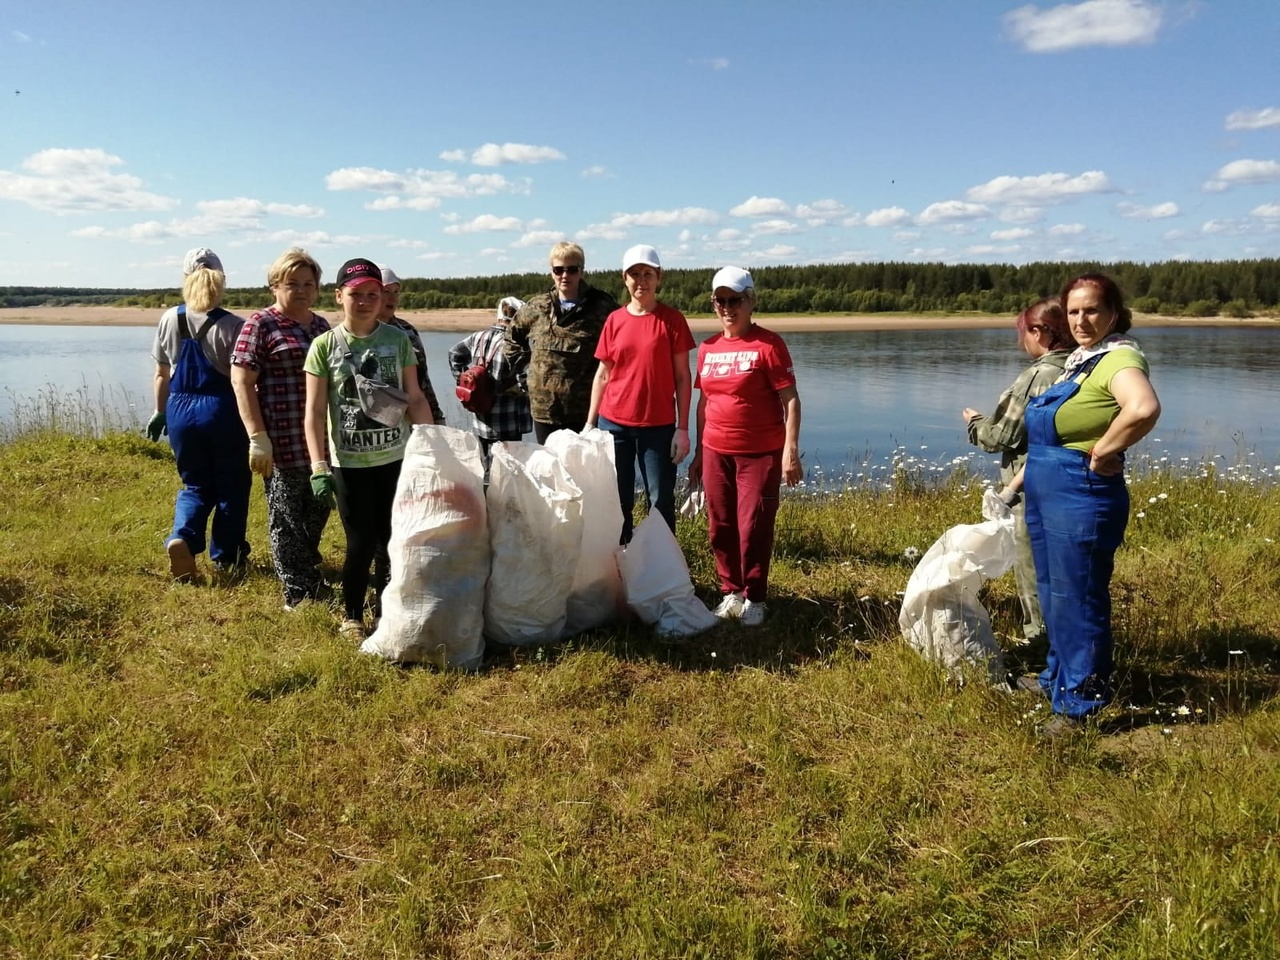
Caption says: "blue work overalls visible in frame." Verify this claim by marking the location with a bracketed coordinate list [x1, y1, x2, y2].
[166, 306, 251, 567]
[1023, 355, 1128, 719]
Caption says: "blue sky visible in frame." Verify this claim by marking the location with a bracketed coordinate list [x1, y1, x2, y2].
[1, 0, 1277, 289]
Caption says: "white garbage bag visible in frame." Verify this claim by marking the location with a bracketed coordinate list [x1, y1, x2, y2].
[361, 426, 487, 670]
[544, 427, 624, 634]
[617, 512, 719, 636]
[898, 489, 1017, 683]
[483, 440, 584, 646]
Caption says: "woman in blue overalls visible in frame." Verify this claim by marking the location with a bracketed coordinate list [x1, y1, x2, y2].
[1020, 274, 1160, 737]
[148, 249, 252, 581]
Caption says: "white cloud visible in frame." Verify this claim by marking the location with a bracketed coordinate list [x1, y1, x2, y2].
[1201, 219, 1248, 236]
[439, 142, 566, 167]
[0, 148, 178, 215]
[795, 199, 849, 225]
[999, 206, 1047, 224]
[609, 207, 720, 228]
[991, 227, 1034, 240]
[366, 195, 441, 212]
[708, 57, 730, 70]
[906, 247, 950, 260]
[66, 194, 327, 242]
[326, 166, 531, 206]
[1225, 108, 1280, 131]
[512, 230, 564, 249]
[753, 244, 799, 260]
[387, 238, 432, 249]
[581, 165, 614, 179]
[966, 170, 1112, 205]
[1117, 200, 1178, 219]
[1004, 0, 1163, 53]
[966, 244, 1019, 256]
[1252, 203, 1280, 220]
[917, 200, 989, 224]
[864, 206, 911, 228]
[751, 219, 800, 236]
[840, 214, 865, 227]
[1203, 159, 1280, 192]
[14, 30, 31, 42]
[1048, 222, 1086, 235]
[576, 223, 627, 241]
[443, 214, 523, 235]
[730, 196, 791, 218]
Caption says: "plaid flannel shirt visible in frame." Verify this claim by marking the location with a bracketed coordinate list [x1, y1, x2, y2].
[967, 348, 1070, 482]
[230, 305, 330, 470]
[449, 323, 532, 440]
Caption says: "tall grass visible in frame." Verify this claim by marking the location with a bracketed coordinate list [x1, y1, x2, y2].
[0, 405, 1276, 958]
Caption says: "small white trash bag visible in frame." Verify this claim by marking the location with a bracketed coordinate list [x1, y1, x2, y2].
[898, 489, 1017, 683]
[618, 512, 719, 637]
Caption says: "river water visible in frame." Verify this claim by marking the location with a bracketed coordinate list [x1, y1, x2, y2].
[2, 323, 1277, 482]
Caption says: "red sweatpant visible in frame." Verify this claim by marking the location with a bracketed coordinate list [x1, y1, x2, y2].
[703, 447, 782, 602]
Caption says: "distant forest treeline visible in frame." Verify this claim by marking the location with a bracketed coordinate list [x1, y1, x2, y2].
[5, 258, 1279, 317]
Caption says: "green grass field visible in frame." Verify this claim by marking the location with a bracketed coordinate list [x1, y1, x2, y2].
[1, 402, 1277, 958]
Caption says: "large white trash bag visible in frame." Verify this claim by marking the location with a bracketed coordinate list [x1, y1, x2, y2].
[898, 489, 1017, 683]
[361, 426, 487, 670]
[483, 440, 584, 646]
[618, 512, 719, 637]
[544, 427, 625, 634]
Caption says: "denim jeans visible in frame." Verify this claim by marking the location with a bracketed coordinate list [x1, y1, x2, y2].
[597, 415, 676, 543]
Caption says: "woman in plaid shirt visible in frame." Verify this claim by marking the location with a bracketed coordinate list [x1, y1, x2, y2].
[231, 248, 333, 610]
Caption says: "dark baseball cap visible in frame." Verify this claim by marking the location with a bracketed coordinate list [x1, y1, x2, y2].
[336, 258, 383, 288]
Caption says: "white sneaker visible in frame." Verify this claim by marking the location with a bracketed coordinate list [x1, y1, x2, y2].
[740, 599, 767, 627]
[711, 592, 745, 619]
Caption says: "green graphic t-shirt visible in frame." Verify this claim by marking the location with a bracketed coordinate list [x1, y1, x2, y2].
[304, 322, 416, 468]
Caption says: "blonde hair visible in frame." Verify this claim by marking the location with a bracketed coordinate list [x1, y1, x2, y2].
[548, 241, 585, 267]
[267, 248, 322, 288]
[182, 268, 225, 313]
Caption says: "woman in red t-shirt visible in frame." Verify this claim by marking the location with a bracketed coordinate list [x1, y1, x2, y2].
[689, 267, 803, 627]
[587, 244, 695, 543]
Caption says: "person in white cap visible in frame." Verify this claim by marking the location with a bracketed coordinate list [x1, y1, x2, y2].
[448, 295, 533, 469]
[376, 265, 445, 425]
[147, 247, 251, 581]
[689, 266, 802, 627]
[586, 244, 694, 542]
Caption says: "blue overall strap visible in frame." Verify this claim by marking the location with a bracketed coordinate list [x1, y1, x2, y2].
[176, 303, 229, 342]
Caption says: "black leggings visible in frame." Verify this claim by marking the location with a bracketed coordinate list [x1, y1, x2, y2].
[333, 460, 402, 621]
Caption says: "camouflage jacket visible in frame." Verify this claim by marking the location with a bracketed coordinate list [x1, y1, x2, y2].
[967, 348, 1070, 481]
[502, 283, 618, 425]
[384, 315, 445, 424]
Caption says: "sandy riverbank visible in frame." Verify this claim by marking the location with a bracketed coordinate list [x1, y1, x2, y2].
[0, 305, 1276, 333]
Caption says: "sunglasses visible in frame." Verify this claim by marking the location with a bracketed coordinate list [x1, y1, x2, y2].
[712, 295, 745, 309]
[552, 264, 582, 276]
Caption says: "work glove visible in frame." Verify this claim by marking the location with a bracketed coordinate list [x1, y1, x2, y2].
[145, 411, 167, 442]
[670, 428, 690, 464]
[310, 467, 336, 510]
[998, 484, 1022, 507]
[248, 431, 274, 477]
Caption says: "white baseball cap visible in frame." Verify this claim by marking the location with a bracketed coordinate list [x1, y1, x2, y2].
[183, 247, 223, 276]
[379, 265, 402, 285]
[622, 244, 661, 271]
[711, 266, 753, 293]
